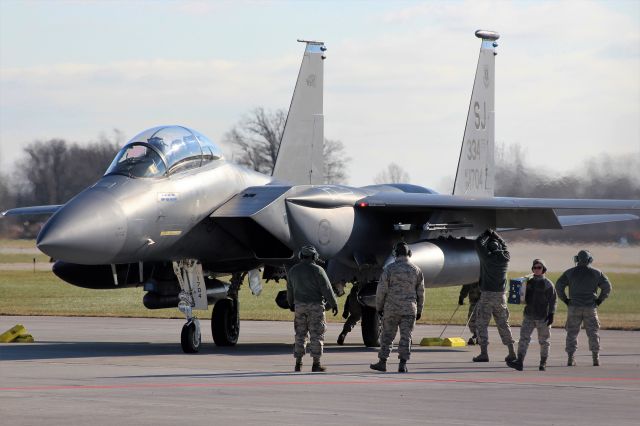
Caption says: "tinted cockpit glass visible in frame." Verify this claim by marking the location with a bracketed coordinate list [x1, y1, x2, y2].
[105, 143, 167, 178]
[105, 125, 223, 178]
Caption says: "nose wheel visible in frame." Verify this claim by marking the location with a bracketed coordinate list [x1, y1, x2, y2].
[180, 318, 201, 353]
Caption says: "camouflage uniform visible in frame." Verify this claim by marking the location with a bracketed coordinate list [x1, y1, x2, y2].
[459, 283, 481, 336]
[556, 262, 612, 359]
[375, 256, 425, 361]
[293, 303, 327, 359]
[475, 291, 515, 346]
[517, 275, 557, 359]
[286, 256, 338, 364]
[474, 230, 515, 362]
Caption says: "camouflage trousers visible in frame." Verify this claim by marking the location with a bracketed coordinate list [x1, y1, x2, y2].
[378, 312, 415, 361]
[341, 291, 362, 334]
[565, 305, 600, 354]
[467, 301, 478, 335]
[476, 291, 514, 346]
[293, 302, 326, 360]
[518, 314, 551, 358]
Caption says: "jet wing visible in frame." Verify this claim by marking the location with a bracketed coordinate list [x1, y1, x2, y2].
[355, 193, 640, 211]
[2, 205, 63, 216]
[557, 214, 640, 227]
[350, 193, 639, 230]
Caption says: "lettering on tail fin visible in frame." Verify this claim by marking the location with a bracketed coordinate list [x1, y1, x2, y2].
[453, 30, 499, 197]
[272, 40, 326, 185]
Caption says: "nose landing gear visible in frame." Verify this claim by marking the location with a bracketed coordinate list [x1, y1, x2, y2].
[173, 260, 207, 353]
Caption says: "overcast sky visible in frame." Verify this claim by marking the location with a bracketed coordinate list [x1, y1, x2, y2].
[1, 0, 638, 191]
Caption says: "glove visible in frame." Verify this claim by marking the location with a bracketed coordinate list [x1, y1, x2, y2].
[458, 297, 464, 306]
[378, 310, 384, 318]
[596, 299, 603, 306]
[289, 305, 295, 312]
[331, 306, 339, 316]
[563, 298, 571, 306]
[416, 313, 422, 321]
[546, 313, 554, 326]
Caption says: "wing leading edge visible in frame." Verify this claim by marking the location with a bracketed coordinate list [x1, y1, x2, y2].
[353, 192, 639, 230]
[2, 205, 63, 217]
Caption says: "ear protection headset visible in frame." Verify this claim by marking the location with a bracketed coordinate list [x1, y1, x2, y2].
[298, 245, 319, 262]
[393, 242, 412, 257]
[574, 250, 593, 265]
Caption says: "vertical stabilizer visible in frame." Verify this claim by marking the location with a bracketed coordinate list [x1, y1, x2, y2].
[272, 40, 325, 185]
[452, 30, 499, 197]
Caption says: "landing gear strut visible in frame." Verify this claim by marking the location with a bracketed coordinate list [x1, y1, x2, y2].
[211, 272, 243, 346]
[173, 260, 207, 353]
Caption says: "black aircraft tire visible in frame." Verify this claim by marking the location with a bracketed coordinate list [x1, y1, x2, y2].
[361, 306, 381, 347]
[212, 298, 240, 346]
[180, 321, 201, 353]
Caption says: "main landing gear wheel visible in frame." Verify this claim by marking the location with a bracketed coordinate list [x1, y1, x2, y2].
[361, 306, 381, 347]
[181, 319, 201, 353]
[211, 298, 240, 346]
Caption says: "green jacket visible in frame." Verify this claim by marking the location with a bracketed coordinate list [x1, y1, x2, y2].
[286, 259, 338, 309]
[556, 265, 612, 307]
[475, 232, 510, 292]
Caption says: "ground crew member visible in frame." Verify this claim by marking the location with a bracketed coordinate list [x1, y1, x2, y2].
[473, 229, 516, 363]
[337, 282, 362, 345]
[286, 245, 339, 372]
[507, 259, 557, 371]
[556, 250, 612, 367]
[370, 242, 425, 373]
[458, 282, 481, 345]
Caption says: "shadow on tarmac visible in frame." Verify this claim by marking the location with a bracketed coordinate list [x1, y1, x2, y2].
[0, 340, 471, 361]
[0, 341, 296, 360]
[103, 364, 513, 381]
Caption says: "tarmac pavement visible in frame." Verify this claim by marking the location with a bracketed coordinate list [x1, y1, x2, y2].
[1, 316, 639, 425]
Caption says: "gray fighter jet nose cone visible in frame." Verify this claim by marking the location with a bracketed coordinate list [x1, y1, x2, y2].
[37, 189, 127, 264]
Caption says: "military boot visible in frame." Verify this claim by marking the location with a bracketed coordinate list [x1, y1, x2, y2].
[505, 343, 517, 363]
[294, 357, 303, 372]
[592, 352, 600, 366]
[539, 356, 547, 371]
[311, 359, 326, 372]
[567, 352, 576, 366]
[507, 353, 524, 371]
[398, 359, 408, 373]
[473, 345, 489, 362]
[370, 359, 387, 372]
[337, 332, 347, 345]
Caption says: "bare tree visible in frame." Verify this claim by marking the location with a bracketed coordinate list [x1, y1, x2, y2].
[224, 107, 350, 183]
[495, 142, 640, 243]
[14, 130, 122, 206]
[225, 107, 286, 175]
[374, 162, 410, 184]
[323, 139, 350, 184]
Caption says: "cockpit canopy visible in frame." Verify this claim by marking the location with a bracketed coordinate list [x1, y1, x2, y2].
[105, 126, 223, 178]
